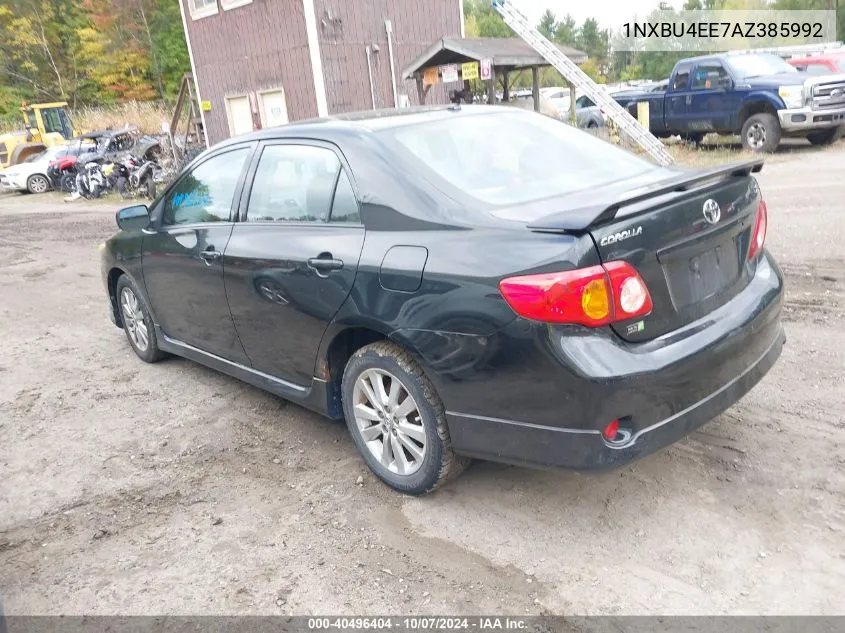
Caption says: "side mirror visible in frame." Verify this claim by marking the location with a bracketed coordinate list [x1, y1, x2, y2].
[718, 76, 733, 90]
[116, 204, 150, 231]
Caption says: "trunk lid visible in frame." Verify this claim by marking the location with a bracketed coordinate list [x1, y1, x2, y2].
[522, 160, 764, 342]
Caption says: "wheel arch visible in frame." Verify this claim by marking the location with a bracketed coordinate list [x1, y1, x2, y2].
[107, 266, 128, 327]
[739, 97, 780, 127]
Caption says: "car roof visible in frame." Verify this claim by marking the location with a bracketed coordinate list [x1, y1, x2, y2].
[789, 52, 845, 62]
[213, 105, 520, 148]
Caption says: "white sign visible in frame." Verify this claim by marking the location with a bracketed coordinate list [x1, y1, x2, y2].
[440, 64, 459, 83]
[479, 58, 492, 80]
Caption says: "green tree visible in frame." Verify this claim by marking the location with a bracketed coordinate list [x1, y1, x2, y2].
[462, 0, 512, 37]
[537, 9, 557, 40]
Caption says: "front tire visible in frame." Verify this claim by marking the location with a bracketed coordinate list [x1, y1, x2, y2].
[807, 126, 843, 146]
[342, 341, 469, 495]
[741, 113, 781, 153]
[26, 174, 50, 194]
[115, 275, 166, 363]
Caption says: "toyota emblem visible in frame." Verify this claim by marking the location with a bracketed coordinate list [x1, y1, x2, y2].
[702, 199, 721, 225]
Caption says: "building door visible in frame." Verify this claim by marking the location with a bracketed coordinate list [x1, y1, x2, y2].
[258, 89, 289, 128]
[226, 95, 253, 137]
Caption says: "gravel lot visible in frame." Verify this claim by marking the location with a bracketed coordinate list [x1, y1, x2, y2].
[1, 148, 843, 616]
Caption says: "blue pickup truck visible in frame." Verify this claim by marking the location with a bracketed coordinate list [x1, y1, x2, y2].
[613, 52, 845, 152]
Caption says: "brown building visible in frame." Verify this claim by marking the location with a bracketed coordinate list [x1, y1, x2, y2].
[178, 0, 464, 145]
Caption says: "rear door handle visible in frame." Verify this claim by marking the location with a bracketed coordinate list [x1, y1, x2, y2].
[199, 249, 221, 264]
[307, 256, 344, 272]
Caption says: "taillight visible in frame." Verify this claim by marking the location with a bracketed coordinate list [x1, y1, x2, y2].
[498, 261, 653, 326]
[747, 200, 768, 261]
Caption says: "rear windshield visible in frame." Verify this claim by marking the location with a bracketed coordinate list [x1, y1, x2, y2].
[377, 110, 653, 206]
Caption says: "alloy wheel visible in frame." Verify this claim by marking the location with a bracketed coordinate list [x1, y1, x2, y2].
[747, 123, 766, 149]
[29, 175, 49, 193]
[352, 368, 426, 475]
[120, 287, 149, 352]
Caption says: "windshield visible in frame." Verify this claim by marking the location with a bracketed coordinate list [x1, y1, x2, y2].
[24, 150, 47, 163]
[379, 110, 653, 207]
[727, 54, 798, 78]
[839, 61, 845, 72]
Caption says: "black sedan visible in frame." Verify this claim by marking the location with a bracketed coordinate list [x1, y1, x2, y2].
[100, 106, 785, 495]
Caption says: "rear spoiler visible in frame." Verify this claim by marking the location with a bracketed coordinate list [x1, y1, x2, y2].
[528, 159, 764, 232]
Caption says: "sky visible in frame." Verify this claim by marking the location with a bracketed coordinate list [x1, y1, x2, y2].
[516, 0, 685, 30]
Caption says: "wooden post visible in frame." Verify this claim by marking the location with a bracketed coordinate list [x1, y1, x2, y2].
[502, 70, 510, 102]
[569, 83, 577, 124]
[531, 65, 540, 112]
[416, 76, 425, 104]
[637, 101, 650, 129]
[487, 67, 496, 105]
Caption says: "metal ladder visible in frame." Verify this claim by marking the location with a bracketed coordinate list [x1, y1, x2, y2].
[491, 0, 674, 166]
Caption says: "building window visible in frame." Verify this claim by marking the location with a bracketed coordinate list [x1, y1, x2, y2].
[189, 0, 218, 20]
[220, 0, 253, 10]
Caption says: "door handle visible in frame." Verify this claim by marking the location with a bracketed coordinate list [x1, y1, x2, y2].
[307, 254, 344, 273]
[199, 249, 221, 265]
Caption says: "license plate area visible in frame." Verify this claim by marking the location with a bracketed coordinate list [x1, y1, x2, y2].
[662, 237, 740, 309]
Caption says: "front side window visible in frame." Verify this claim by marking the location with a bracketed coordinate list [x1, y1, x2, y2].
[246, 145, 341, 223]
[575, 96, 595, 108]
[162, 147, 250, 225]
[380, 109, 652, 207]
[41, 108, 63, 134]
[690, 63, 728, 90]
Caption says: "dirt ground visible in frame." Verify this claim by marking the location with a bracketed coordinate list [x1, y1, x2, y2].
[1, 147, 843, 617]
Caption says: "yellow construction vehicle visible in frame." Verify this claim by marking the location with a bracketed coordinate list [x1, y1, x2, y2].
[0, 102, 78, 168]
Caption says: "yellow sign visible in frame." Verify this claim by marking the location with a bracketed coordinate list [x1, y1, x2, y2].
[201, 100, 212, 112]
[423, 67, 440, 86]
[461, 62, 479, 80]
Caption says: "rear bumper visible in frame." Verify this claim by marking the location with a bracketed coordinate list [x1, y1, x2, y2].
[778, 106, 845, 132]
[439, 252, 785, 470]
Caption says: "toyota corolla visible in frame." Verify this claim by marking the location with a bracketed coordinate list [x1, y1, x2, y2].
[100, 106, 784, 495]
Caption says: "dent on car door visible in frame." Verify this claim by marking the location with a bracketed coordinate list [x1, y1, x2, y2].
[223, 142, 365, 387]
[141, 145, 253, 362]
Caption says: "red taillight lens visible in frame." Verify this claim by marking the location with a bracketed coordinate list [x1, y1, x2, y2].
[498, 261, 653, 326]
[603, 419, 620, 441]
[747, 200, 768, 261]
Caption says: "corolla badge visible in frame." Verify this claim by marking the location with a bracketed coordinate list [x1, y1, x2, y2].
[702, 199, 721, 225]
[600, 225, 642, 246]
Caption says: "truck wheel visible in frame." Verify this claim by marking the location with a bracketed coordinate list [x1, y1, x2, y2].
[341, 341, 470, 495]
[807, 126, 843, 146]
[741, 113, 781, 153]
[681, 132, 705, 145]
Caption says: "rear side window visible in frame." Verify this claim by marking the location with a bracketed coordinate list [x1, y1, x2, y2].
[162, 147, 250, 225]
[379, 110, 652, 207]
[246, 145, 341, 222]
[329, 170, 361, 223]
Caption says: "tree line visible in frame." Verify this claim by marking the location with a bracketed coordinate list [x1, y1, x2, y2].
[0, 0, 188, 126]
[464, 0, 844, 89]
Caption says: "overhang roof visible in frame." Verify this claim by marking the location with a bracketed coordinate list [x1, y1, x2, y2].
[402, 37, 588, 79]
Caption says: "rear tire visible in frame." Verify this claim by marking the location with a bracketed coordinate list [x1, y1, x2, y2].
[807, 126, 843, 146]
[741, 113, 781, 153]
[681, 132, 705, 145]
[115, 275, 166, 363]
[341, 341, 469, 495]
